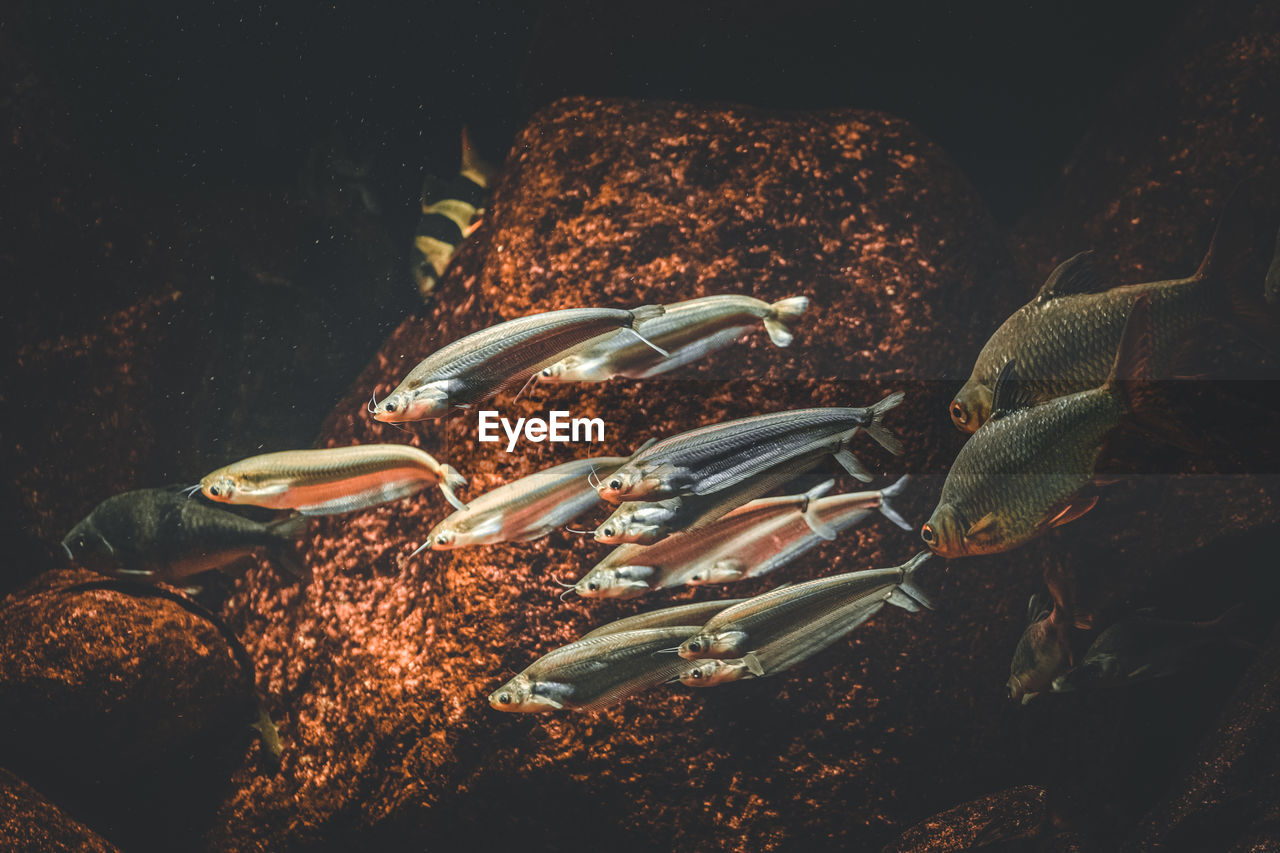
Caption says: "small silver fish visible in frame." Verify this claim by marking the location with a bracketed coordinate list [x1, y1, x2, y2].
[488, 626, 700, 713]
[678, 551, 933, 660]
[538, 294, 810, 382]
[596, 394, 905, 503]
[574, 477, 910, 598]
[373, 305, 666, 422]
[201, 444, 468, 514]
[418, 453, 635, 552]
[579, 599, 747, 639]
[675, 596, 887, 687]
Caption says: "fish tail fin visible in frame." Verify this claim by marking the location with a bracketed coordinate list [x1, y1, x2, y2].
[762, 295, 810, 347]
[877, 475, 913, 531]
[1107, 294, 1203, 452]
[891, 551, 935, 612]
[863, 391, 905, 455]
[1196, 186, 1280, 348]
[1208, 603, 1256, 651]
[834, 447, 873, 483]
[460, 125, 498, 189]
[744, 653, 766, 677]
[440, 465, 470, 511]
[266, 514, 309, 539]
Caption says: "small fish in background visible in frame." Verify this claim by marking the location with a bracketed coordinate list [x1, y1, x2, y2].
[1051, 605, 1252, 693]
[538, 294, 810, 382]
[950, 190, 1278, 432]
[201, 444, 468, 514]
[1007, 594, 1072, 705]
[412, 126, 499, 301]
[299, 130, 383, 217]
[677, 551, 933, 660]
[488, 626, 700, 713]
[61, 488, 308, 583]
[572, 476, 910, 599]
[922, 295, 1187, 558]
[418, 451, 643, 551]
[674, 595, 887, 688]
[371, 305, 667, 422]
[595, 394, 905, 503]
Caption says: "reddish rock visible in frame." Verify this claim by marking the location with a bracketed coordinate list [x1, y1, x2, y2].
[881, 784, 1047, 852]
[0, 570, 262, 850]
[0, 768, 119, 853]
[205, 95, 1022, 851]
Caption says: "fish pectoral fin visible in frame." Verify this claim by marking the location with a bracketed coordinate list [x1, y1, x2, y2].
[964, 512, 1000, 542]
[1035, 250, 1104, 301]
[530, 692, 566, 710]
[801, 507, 839, 541]
[744, 653, 766, 677]
[834, 448, 873, 483]
[1046, 496, 1099, 528]
[989, 360, 1037, 420]
[712, 558, 747, 580]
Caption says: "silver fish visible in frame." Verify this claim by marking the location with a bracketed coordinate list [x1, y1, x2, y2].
[488, 626, 700, 713]
[372, 305, 666, 421]
[596, 393, 905, 503]
[675, 596, 887, 687]
[574, 477, 910, 598]
[579, 599, 748, 639]
[418, 452, 639, 552]
[678, 551, 933, 660]
[538, 294, 810, 382]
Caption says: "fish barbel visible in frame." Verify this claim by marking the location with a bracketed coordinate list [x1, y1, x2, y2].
[951, 191, 1275, 432]
[201, 444, 468, 515]
[372, 305, 666, 421]
[677, 551, 933, 660]
[923, 295, 1166, 558]
[595, 393, 905, 503]
[538, 294, 810, 382]
[419, 453, 634, 551]
[488, 626, 700, 713]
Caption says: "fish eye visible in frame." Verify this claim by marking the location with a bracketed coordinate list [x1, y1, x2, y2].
[385, 401, 398, 412]
[688, 641, 701, 653]
[691, 669, 702, 679]
[587, 582, 598, 591]
[209, 485, 221, 496]
[921, 524, 936, 543]
[436, 534, 450, 545]
[950, 401, 967, 423]
[602, 527, 614, 537]
[497, 692, 511, 705]
[608, 479, 621, 490]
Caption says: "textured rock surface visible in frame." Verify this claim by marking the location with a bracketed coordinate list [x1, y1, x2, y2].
[205, 95, 1023, 852]
[0, 570, 261, 851]
[881, 784, 1048, 852]
[0, 768, 119, 853]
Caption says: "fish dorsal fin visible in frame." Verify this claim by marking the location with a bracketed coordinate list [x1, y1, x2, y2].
[965, 512, 1000, 542]
[1036, 251, 1104, 302]
[988, 360, 1036, 420]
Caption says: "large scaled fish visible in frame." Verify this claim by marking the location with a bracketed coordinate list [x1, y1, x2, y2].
[595, 393, 904, 503]
[1007, 593, 1072, 705]
[923, 295, 1172, 558]
[488, 626, 700, 713]
[677, 551, 933, 660]
[950, 192, 1276, 432]
[538, 294, 810, 382]
[62, 488, 307, 582]
[674, 596, 887, 687]
[411, 126, 499, 300]
[573, 478, 909, 599]
[201, 444, 468, 514]
[1050, 605, 1250, 693]
[418, 451, 644, 552]
[372, 305, 666, 422]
